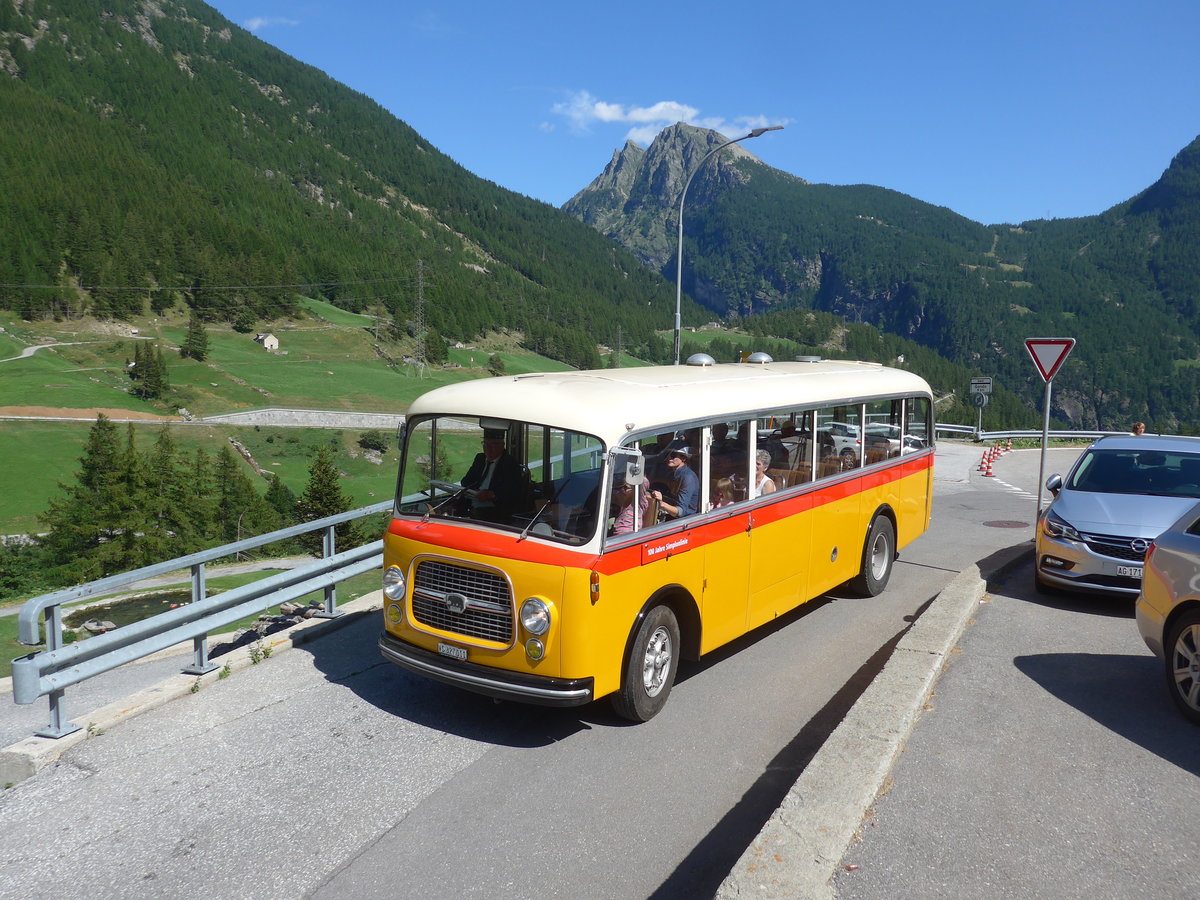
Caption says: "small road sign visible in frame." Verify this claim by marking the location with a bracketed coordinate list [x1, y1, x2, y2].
[971, 392, 989, 409]
[970, 377, 993, 394]
[1025, 338, 1075, 382]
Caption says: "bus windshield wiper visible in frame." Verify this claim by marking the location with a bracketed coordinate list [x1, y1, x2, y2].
[518, 475, 574, 541]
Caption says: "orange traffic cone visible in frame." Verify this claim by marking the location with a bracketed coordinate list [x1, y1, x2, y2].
[984, 456, 994, 477]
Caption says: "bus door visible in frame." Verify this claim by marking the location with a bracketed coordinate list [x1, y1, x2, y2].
[746, 416, 814, 629]
[699, 423, 752, 650]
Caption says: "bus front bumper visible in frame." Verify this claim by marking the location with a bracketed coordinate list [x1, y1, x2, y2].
[378, 632, 595, 708]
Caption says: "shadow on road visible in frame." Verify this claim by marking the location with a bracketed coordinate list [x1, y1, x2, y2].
[1014, 652, 1200, 775]
[301, 612, 608, 748]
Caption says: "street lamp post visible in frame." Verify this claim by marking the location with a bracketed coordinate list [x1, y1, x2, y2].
[673, 125, 783, 365]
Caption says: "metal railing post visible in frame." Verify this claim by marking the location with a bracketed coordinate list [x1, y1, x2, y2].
[182, 562, 217, 675]
[315, 523, 342, 619]
[36, 603, 81, 738]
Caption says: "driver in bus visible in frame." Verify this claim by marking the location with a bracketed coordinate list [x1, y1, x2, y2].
[652, 446, 699, 519]
[460, 429, 525, 523]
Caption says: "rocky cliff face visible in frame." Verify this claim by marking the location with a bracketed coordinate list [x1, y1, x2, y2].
[563, 122, 793, 273]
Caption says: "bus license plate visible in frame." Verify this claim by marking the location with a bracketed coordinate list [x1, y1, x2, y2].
[438, 642, 468, 661]
[1116, 565, 1142, 578]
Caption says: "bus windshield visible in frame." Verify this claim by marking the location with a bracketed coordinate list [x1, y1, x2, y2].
[396, 415, 606, 544]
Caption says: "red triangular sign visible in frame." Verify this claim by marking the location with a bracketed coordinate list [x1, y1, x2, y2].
[1025, 338, 1075, 382]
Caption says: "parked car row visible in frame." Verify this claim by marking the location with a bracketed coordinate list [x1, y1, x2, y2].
[1032, 433, 1200, 724]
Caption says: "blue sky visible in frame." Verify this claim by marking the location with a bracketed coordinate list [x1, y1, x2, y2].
[208, 0, 1200, 225]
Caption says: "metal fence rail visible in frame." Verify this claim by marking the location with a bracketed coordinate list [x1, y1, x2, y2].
[11, 500, 393, 739]
[935, 424, 1122, 442]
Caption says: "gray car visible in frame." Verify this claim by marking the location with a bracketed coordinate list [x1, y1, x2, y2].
[1035, 434, 1200, 597]
[1135, 500, 1200, 724]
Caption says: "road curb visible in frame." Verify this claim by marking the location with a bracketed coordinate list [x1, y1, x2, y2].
[716, 543, 1031, 900]
[0, 592, 382, 786]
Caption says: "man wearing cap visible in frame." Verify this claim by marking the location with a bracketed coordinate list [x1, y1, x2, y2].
[652, 446, 699, 519]
[460, 429, 525, 523]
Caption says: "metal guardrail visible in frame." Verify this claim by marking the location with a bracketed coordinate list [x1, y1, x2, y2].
[935, 425, 1121, 442]
[11, 500, 394, 739]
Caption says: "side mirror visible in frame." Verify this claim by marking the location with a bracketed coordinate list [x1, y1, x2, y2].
[611, 447, 646, 486]
[625, 457, 646, 486]
[1046, 473, 1063, 495]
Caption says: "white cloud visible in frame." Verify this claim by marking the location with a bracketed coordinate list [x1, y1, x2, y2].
[551, 90, 786, 146]
[244, 16, 300, 33]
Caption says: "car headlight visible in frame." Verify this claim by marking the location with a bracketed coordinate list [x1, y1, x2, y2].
[1043, 509, 1083, 542]
[382, 565, 406, 601]
[520, 597, 551, 636]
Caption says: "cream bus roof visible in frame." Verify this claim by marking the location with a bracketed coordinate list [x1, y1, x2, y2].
[408, 360, 932, 443]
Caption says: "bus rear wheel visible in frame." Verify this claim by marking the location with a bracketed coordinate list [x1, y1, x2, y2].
[851, 515, 895, 597]
[612, 605, 680, 722]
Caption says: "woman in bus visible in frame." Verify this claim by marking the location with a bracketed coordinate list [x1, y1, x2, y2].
[752, 449, 777, 498]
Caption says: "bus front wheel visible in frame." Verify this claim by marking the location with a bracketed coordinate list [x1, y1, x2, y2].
[612, 605, 680, 722]
[851, 516, 895, 597]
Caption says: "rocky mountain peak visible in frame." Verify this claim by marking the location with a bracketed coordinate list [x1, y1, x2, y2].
[563, 122, 785, 271]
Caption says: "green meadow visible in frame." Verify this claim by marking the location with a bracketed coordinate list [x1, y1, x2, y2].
[0, 302, 601, 536]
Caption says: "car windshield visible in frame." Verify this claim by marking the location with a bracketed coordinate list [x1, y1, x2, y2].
[1068, 448, 1200, 498]
[394, 415, 605, 544]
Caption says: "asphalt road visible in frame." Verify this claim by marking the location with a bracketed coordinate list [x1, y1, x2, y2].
[832, 552, 1200, 900]
[0, 443, 1090, 899]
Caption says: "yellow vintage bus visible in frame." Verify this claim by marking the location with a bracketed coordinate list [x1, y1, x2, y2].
[379, 355, 934, 720]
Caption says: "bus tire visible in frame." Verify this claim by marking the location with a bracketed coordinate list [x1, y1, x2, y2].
[612, 605, 680, 722]
[851, 515, 895, 597]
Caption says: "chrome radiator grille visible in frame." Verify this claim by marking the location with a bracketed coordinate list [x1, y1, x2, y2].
[411, 559, 514, 644]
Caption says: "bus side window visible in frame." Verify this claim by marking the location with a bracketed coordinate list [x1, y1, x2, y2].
[905, 396, 932, 451]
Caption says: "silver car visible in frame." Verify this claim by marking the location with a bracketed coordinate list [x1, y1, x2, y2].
[1035, 435, 1200, 596]
[1135, 501, 1200, 724]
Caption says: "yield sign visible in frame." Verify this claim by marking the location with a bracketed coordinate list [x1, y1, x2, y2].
[1025, 337, 1075, 382]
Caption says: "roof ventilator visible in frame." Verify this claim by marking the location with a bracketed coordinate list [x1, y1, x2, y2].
[685, 353, 717, 367]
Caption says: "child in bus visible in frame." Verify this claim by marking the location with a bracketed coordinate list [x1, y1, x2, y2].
[610, 478, 649, 535]
[710, 477, 737, 510]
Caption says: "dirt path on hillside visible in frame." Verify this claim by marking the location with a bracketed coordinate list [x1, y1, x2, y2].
[0, 406, 179, 421]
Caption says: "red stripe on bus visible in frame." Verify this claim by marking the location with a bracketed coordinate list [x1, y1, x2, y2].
[386, 518, 599, 568]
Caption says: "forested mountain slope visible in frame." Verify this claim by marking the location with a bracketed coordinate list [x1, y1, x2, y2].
[567, 124, 1200, 430]
[0, 0, 687, 367]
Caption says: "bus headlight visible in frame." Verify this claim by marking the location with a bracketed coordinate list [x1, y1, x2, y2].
[520, 597, 551, 636]
[382, 566, 406, 601]
[386, 602, 403, 625]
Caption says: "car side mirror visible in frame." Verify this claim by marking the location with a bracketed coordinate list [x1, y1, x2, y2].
[1046, 473, 1063, 495]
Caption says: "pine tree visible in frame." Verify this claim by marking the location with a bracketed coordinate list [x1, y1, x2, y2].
[37, 415, 142, 579]
[264, 474, 296, 522]
[180, 311, 209, 361]
[141, 427, 196, 557]
[212, 446, 280, 545]
[190, 447, 217, 541]
[295, 446, 361, 554]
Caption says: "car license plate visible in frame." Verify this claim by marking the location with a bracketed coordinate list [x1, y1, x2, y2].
[1116, 565, 1142, 578]
[438, 642, 467, 661]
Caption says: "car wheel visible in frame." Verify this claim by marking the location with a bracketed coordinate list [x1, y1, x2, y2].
[1164, 609, 1200, 725]
[612, 605, 680, 722]
[851, 516, 895, 597]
